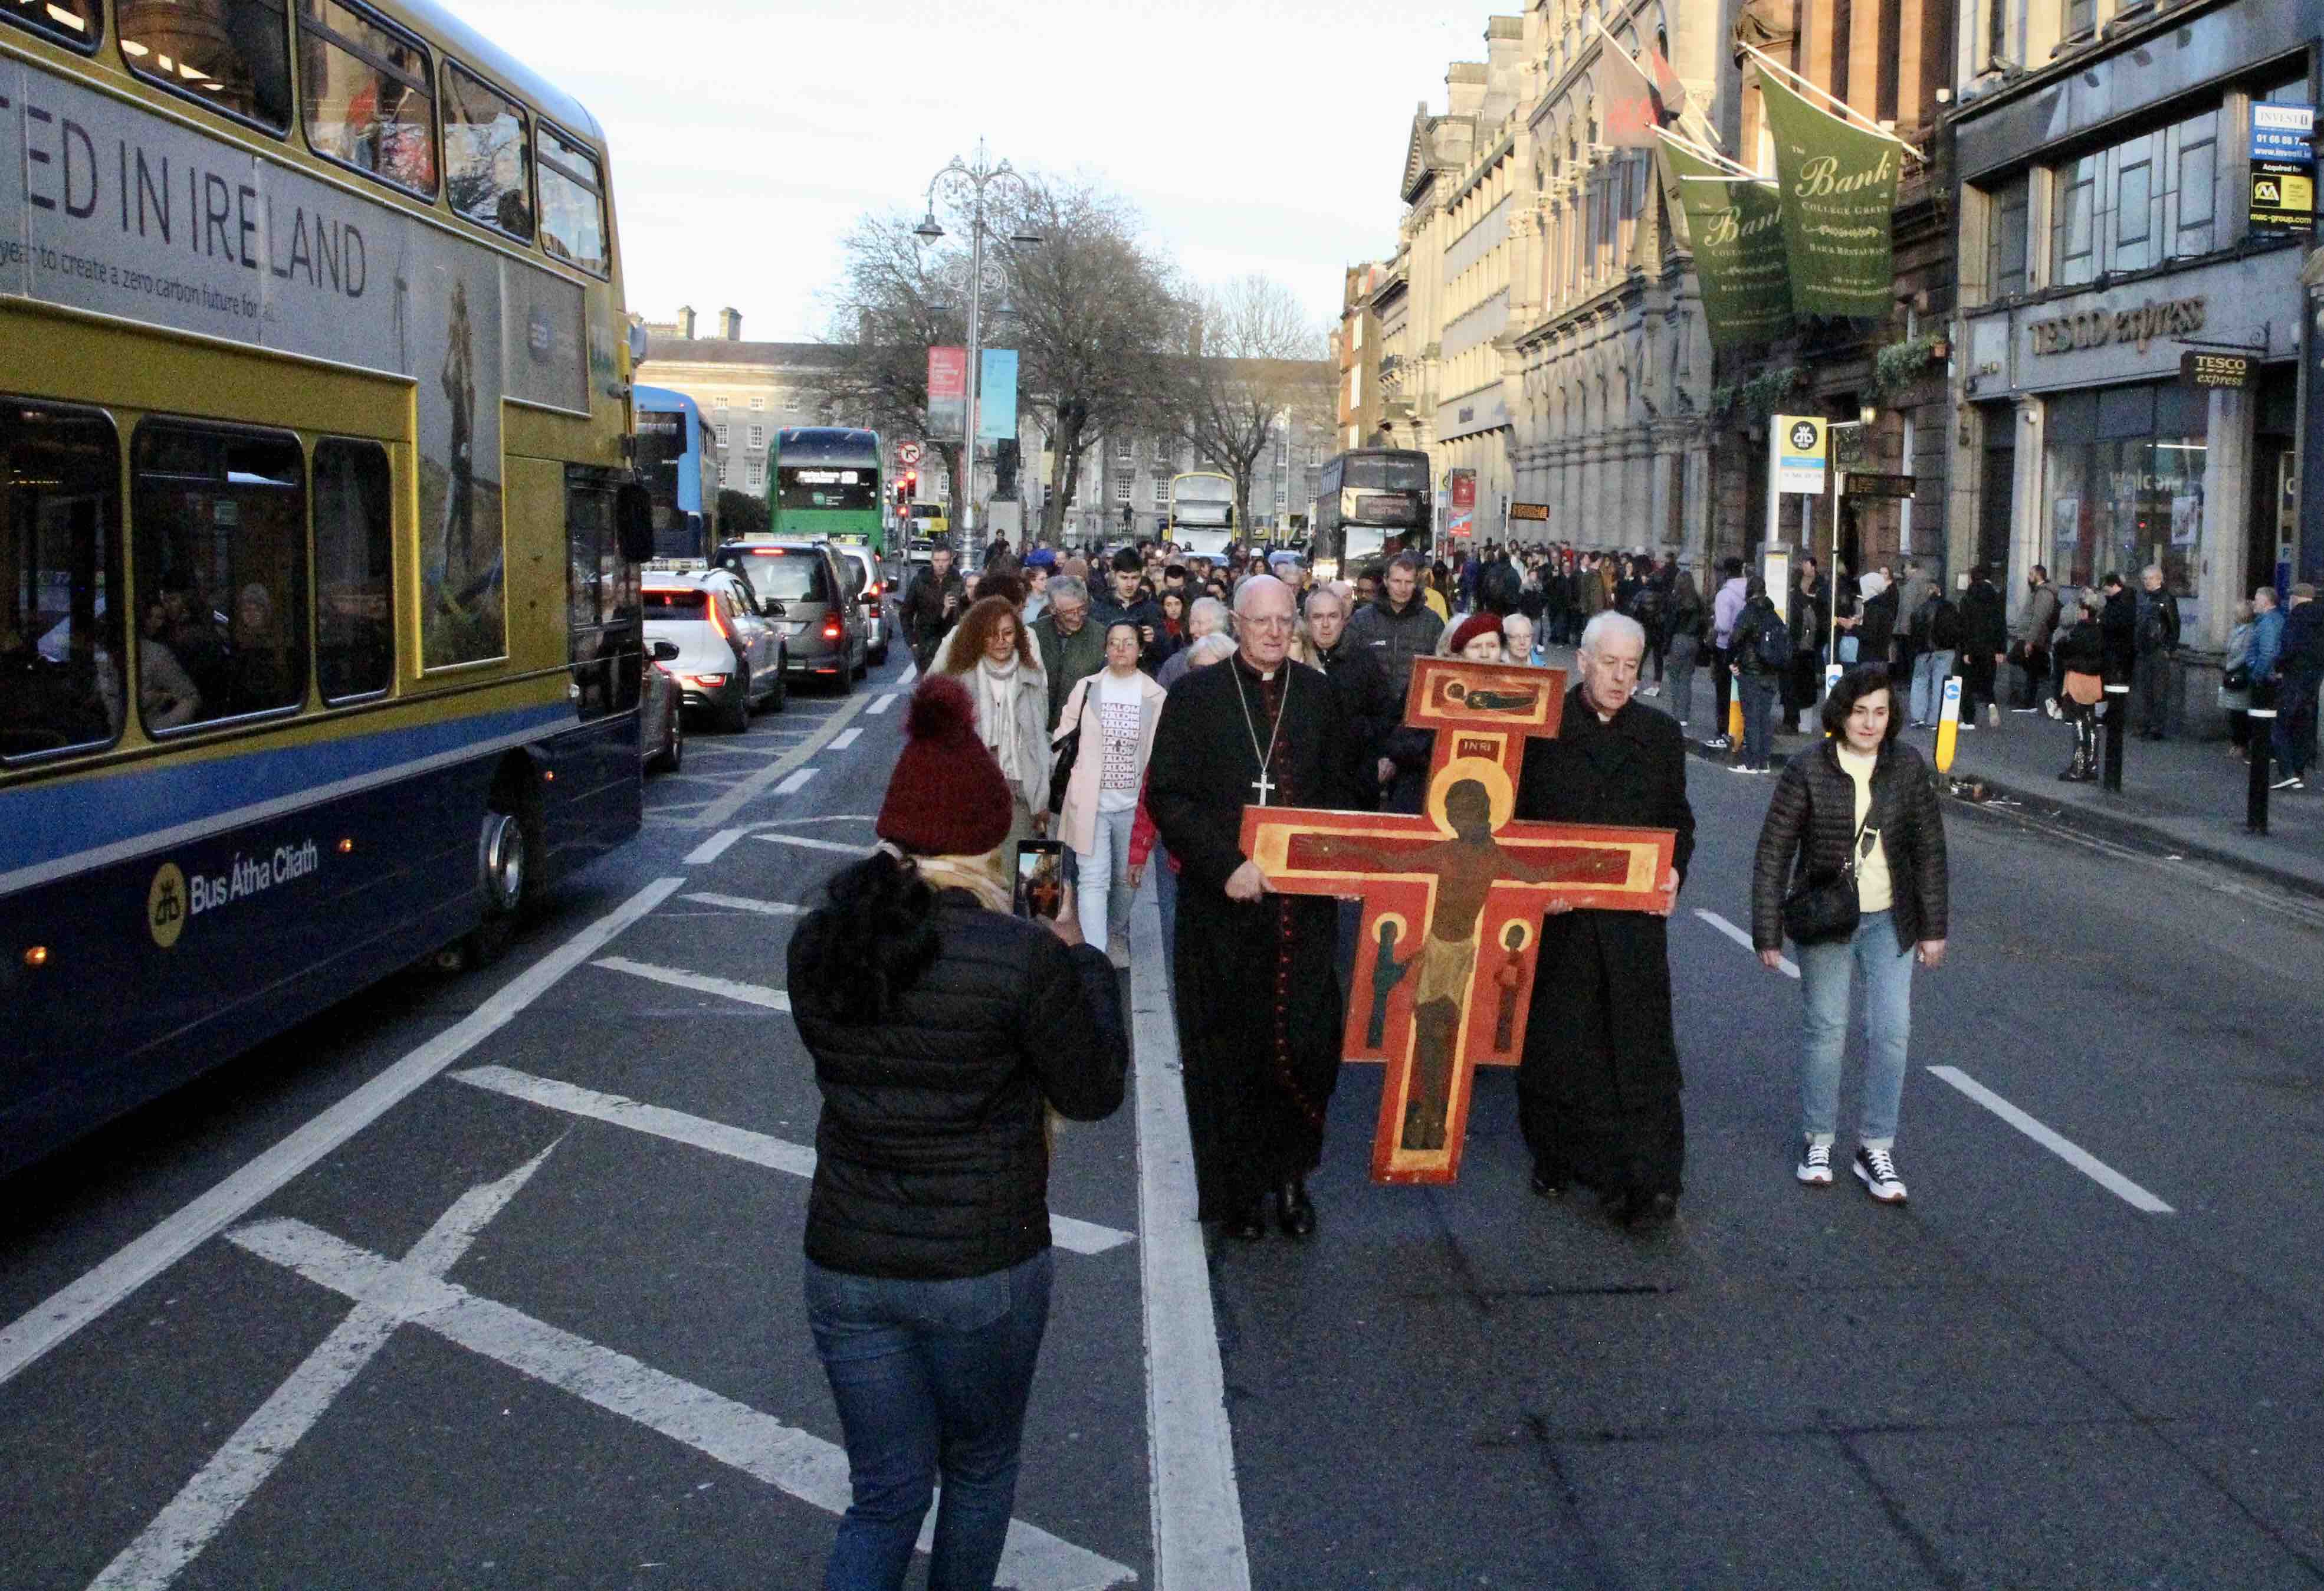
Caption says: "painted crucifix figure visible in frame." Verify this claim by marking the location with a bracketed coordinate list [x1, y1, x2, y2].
[1240, 656, 1677, 1185]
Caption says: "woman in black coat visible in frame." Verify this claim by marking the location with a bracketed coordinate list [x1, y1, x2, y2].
[2051, 593, 2109, 781]
[1751, 666, 1949, 1205]
[787, 675, 1126, 1591]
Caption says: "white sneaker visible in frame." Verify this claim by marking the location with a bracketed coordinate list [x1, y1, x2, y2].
[1641, 685, 1661, 697]
[1985, 702, 2001, 728]
[1854, 1144, 1908, 1203]
[1797, 1140, 1833, 1186]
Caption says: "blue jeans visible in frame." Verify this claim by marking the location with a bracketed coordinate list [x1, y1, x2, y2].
[804, 1249, 1053, 1591]
[1075, 804, 1134, 949]
[1739, 675, 1779, 768]
[1797, 909, 1914, 1146]
[1910, 649, 1955, 726]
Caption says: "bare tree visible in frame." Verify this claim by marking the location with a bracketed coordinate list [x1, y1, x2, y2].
[809, 215, 973, 516]
[1158, 275, 1334, 529]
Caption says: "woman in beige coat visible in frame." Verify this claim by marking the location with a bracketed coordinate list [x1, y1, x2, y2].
[939, 595, 1051, 849]
[1052, 619, 1168, 955]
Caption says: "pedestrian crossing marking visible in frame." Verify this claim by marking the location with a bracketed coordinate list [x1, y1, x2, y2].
[754, 831, 865, 856]
[592, 956, 790, 1011]
[680, 891, 804, 916]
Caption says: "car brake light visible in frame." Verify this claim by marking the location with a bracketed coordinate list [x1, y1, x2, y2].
[707, 599, 731, 641]
[686, 673, 728, 688]
[822, 616, 842, 638]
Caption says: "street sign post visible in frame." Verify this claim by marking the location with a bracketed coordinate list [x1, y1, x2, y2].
[1772, 415, 1827, 494]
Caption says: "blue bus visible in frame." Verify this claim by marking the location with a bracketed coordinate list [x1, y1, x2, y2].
[634, 386, 720, 565]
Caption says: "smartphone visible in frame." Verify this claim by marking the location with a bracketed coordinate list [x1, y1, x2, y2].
[1013, 839, 1066, 920]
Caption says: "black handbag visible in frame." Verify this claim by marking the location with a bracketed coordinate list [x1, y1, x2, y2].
[1047, 728, 1079, 815]
[1780, 802, 1873, 947]
[2223, 663, 2251, 692]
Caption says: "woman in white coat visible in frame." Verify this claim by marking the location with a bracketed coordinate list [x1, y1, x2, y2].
[1053, 619, 1168, 957]
[938, 595, 1051, 850]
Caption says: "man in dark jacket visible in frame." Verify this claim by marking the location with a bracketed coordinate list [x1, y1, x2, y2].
[2010, 565, 2060, 713]
[1344, 553, 1447, 698]
[2272, 583, 2323, 791]
[2132, 563, 2182, 739]
[900, 544, 967, 670]
[1305, 585, 1396, 808]
[2098, 572, 2137, 686]
[1031, 575, 1103, 730]
[1513, 612, 1695, 1225]
[1089, 547, 1168, 673]
[1959, 565, 2009, 729]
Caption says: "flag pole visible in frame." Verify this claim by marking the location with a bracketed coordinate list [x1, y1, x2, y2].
[1657, 126, 1758, 179]
[1738, 42, 1927, 163]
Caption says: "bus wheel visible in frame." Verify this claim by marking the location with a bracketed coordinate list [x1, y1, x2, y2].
[441, 795, 534, 972]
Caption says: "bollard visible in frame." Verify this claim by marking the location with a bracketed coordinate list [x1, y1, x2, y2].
[1728, 680, 1743, 747]
[1934, 675, 1962, 775]
[2101, 682, 2129, 792]
[2247, 684, 2276, 835]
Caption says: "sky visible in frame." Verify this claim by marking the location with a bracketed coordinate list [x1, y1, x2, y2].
[452, 0, 1491, 342]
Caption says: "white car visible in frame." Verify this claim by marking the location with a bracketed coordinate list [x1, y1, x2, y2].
[643, 572, 786, 731]
[830, 544, 891, 666]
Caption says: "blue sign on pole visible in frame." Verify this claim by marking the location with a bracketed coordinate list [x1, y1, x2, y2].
[977, 349, 1019, 443]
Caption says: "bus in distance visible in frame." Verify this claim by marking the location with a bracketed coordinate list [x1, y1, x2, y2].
[767, 427, 883, 552]
[1167, 471, 1236, 559]
[1311, 448, 1432, 578]
[634, 385, 718, 566]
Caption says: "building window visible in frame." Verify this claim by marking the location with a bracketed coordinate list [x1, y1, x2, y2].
[2043, 382, 2207, 596]
[750, 396, 765, 411]
[716, 425, 729, 448]
[1987, 174, 2029, 299]
[748, 425, 764, 449]
[1152, 478, 1168, 506]
[718, 460, 730, 485]
[746, 458, 763, 488]
[2050, 107, 2217, 287]
[1115, 434, 1135, 464]
[2064, 0, 2093, 37]
[1114, 476, 1133, 502]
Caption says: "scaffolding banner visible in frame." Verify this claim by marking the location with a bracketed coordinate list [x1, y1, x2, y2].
[1661, 136, 1794, 350]
[1759, 71, 1901, 319]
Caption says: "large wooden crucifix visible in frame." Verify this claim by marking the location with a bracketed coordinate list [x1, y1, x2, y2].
[1239, 657, 1677, 1185]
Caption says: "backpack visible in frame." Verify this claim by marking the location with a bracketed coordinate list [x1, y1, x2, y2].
[1751, 611, 1793, 673]
[2136, 601, 2169, 651]
[1929, 598, 1964, 651]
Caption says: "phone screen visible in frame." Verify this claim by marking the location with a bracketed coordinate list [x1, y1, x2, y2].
[1013, 840, 1066, 920]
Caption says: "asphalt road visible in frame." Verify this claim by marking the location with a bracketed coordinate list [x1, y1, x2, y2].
[4, 657, 2322, 1590]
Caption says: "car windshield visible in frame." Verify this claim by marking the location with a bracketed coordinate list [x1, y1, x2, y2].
[731, 550, 831, 602]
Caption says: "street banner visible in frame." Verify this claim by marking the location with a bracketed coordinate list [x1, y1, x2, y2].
[1661, 135, 1794, 349]
[927, 346, 966, 439]
[1758, 71, 1901, 319]
[1595, 24, 1673, 149]
[977, 348, 1019, 442]
[1448, 469, 1477, 539]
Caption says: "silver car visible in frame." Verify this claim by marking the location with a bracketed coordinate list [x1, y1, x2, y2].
[830, 543, 892, 666]
[643, 573, 786, 732]
[717, 541, 867, 691]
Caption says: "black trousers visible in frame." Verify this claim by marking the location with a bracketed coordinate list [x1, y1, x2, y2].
[2016, 644, 2051, 707]
[1711, 646, 1735, 734]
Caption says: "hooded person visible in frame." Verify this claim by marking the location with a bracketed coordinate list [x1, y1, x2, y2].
[786, 674, 1127, 1590]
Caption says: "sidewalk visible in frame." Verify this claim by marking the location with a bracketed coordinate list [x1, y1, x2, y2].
[1532, 642, 2324, 898]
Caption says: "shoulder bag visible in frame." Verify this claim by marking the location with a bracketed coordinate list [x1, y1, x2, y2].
[1780, 777, 1873, 946]
[1048, 680, 1089, 816]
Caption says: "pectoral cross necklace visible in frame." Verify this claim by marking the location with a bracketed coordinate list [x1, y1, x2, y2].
[1233, 664, 1288, 806]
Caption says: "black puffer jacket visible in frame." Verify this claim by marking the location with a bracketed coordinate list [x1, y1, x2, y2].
[788, 890, 1127, 1280]
[1751, 737, 1949, 953]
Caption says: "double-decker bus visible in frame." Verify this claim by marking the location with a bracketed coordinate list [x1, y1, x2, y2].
[1167, 471, 1236, 559]
[633, 385, 717, 566]
[0, 0, 650, 1172]
[766, 426, 882, 552]
[1311, 448, 1433, 578]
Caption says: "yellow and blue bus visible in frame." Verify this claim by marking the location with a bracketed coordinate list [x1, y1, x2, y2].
[767, 426, 882, 551]
[0, 0, 651, 1171]
[1167, 471, 1236, 559]
[634, 384, 717, 565]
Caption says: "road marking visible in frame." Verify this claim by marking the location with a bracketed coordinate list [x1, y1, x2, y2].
[592, 956, 790, 1012]
[773, 767, 819, 796]
[754, 832, 864, 857]
[224, 1217, 1135, 1590]
[1927, 1066, 2176, 1214]
[827, 727, 863, 751]
[1129, 888, 1252, 1590]
[89, 1145, 560, 1589]
[451, 1066, 1134, 1256]
[1695, 908, 1797, 979]
[680, 891, 804, 917]
[687, 692, 872, 829]
[866, 693, 898, 716]
[761, 814, 878, 826]
[895, 662, 918, 686]
[684, 828, 749, 865]
[0, 878, 682, 1394]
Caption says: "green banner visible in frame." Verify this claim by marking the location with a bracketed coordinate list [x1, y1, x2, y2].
[1759, 72, 1900, 319]
[1662, 139, 1795, 351]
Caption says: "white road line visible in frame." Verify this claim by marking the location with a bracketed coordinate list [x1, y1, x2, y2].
[866, 693, 898, 716]
[0, 878, 682, 1393]
[895, 663, 918, 686]
[592, 956, 790, 1012]
[761, 815, 878, 826]
[773, 767, 819, 796]
[827, 727, 863, 751]
[754, 832, 865, 857]
[688, 692, 873, 829]
[680, 892, 803, 917]
[1695, 908, 1797, 979]
[1927, 1066, 2176, 1214]
[225, 1218, 1135, 1591]
[684, 828, 749, 866]
[1129, 888, 1251, 1590]
[89, 1146, 560, 1590]
[451, 1066, 1134, 1257]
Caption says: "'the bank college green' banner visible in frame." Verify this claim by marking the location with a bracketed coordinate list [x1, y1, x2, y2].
[1760, 73, 1901, 319]
[1661, 136, 1795, 351]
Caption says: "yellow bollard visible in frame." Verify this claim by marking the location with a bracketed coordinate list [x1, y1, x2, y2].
[1727, 683, 1744, 746]
[1934, 675, 1962, 775]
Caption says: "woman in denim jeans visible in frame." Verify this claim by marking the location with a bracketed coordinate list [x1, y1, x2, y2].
[789, 675, 1128, 1590]
[1748, 667, 1950, 1204]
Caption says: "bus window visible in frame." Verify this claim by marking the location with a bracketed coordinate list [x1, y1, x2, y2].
[130, 421, 308, 731]
[296, 0, 437, 196]
[537, 124, 609, 277]
[2, 401, 123, 761]
[442, 63, 533, 241]
[312, 439, 394, 702]
[3, 0, 98, 50]
[566, 471, 638, 720]
[119, 0, 294, 134]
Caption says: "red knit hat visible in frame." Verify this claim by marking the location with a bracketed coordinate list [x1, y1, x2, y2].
[877, 675, 1015, 856]
[1447, 611, 1504, 655]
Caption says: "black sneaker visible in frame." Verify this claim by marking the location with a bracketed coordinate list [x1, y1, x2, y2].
[1853, 1145, 1908, 1204]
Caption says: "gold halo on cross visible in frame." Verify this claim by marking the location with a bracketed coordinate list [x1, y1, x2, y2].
[1426, 756, 1515, 835]
[1371, 910, 1412, 943]
[1497, 918, 1532, 952]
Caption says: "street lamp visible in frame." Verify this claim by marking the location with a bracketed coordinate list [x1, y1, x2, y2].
[912, 142, 1039, 549]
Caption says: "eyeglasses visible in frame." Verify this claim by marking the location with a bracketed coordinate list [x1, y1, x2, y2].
[1244, 615, 1295, 631]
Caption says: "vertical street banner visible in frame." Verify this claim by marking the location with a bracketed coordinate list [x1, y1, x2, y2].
[1758, 71, 1901, 319]
[1661, 135, 1795, 350]
[1448, 469, 1478, 539]
[1594, 28, 1670, 149]
[927, 346, 967, 439]
[977, 348, 1019, 442]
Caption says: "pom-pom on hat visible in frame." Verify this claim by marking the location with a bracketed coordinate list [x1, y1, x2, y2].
[877, 675, 1014, 858]
[1447, 611, 1504, 655]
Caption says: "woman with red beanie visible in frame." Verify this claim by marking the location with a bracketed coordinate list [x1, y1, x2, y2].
[787, 674, 1127, 1591]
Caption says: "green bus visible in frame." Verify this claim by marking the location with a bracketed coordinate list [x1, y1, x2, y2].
[766, 427, 885, 552]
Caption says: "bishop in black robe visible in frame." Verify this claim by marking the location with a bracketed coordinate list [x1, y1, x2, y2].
[1513, 677, 1696, 1221]
[1148, 632, 1361, 1235]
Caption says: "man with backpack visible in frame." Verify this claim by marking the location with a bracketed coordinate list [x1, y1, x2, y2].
[1908, 579, 1961, 729]
[1730, 578, 1791, 772]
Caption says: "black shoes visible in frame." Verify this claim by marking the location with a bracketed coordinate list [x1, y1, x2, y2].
[1229, 1194, 1269, 1242]
[1610, 1188, 1678, 1226]
[1275, 1177, 1317, 1239]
